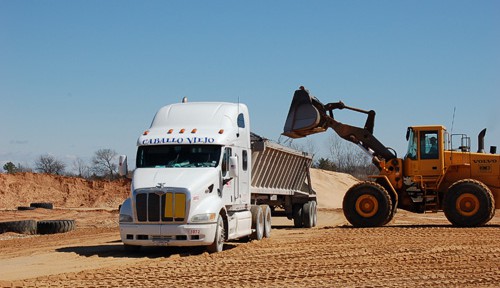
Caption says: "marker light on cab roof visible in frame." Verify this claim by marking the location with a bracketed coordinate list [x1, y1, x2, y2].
[167, 129, 173, 134]
[180, 129, 185, 134]
[143, 130, 149, 135]
[219, 129, 224, 134]
[191, 128, 197, 133]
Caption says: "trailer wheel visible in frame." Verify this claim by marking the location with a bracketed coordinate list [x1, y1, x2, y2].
[292, 204, 303, 228]
[250, 205, 264, 240]
[443, 179, 495, 227]
[311, 200, 318, 227]
[207, 214, 225, 253]
[0, 220, 37, 235]
[37, 220, 75, 234]
[260, 205, 271, 238]
[343, 181, 392, 227]
[302, 202, 314, 228]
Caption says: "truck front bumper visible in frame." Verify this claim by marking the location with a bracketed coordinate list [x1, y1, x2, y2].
[120, 222, 217, 247]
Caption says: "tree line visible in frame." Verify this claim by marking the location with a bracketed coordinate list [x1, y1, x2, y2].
[2, 148, 120, 180]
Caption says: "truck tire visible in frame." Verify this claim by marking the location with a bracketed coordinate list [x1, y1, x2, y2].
[124, 244, 141, 252]
[343, 181, 392, 227]
[292, 204, 303, 228]
[443, 179, 495, 227]
[207, 214, 225, 253]
[30, 202, 54, 209]
[302, 202, 314, 228]
[37, 220, 75, 234]
[250, 205, 264, 240]
[311, 200, 318, 227]
[0, 220, 37, 235]
[260, 205, 271, 238]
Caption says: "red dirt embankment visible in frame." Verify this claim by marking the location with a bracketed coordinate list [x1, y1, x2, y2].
[0, 173, 130, 210]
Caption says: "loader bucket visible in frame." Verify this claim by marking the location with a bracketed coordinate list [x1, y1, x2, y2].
[283, 88, 327, 138]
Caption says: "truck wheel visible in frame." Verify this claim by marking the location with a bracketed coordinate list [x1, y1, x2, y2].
[302, 202, 314, 228]
[343, 182, 392, 227]
[292, 204, 303, 228]
[0, 220, 37, 235]
[260, 205, 271, 238]
[311, 200, 318, 227]
[207, 214, 225, 253]
[250, 205, 264, 240]
[443, 179, 495, 227]
[37, 220, 75, 234]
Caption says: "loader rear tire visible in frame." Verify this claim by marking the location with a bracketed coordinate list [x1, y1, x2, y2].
[343, 182, 392, 227]
[443, 179, 495, 227]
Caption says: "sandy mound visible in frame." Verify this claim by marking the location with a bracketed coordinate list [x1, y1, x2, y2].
[310, 168, 359, 209]
[0, 169, 357, 210]
[0, 173, 130, 209]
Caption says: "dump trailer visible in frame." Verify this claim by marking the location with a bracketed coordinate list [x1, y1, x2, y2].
[118, 100, 315, 253]
[283, 86, 498, 227]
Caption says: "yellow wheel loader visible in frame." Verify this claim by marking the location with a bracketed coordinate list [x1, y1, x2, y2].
[283, 86, 498, 227]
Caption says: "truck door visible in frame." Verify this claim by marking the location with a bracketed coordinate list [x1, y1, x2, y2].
[238, 149, 250, 205]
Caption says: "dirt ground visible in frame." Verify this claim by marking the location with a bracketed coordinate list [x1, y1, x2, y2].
[0, 172, 499, 287]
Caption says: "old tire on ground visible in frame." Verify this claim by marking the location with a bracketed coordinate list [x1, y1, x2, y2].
[207, 214, 225, 253]
[0, 220, 37, 235]
[250, 205, 264, 240]
[443, 179, 495, 227]
[260, 205, 271, 238]
[343, 181, 392, 227]
[30, 202, 54, 209]
[292, 204, 303, 228]
[17, 206, 36, 211]
[37, 220, 75, 234]
[302, 202, 314, 228]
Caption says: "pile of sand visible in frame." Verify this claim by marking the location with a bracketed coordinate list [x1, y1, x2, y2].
[310, 169, 359, 209]
[0, 169, 358, 210]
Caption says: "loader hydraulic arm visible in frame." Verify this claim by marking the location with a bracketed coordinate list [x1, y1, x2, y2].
[283, 87, 396, 166]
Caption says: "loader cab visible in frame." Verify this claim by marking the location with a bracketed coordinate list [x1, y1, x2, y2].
[404, 126, 446, 177]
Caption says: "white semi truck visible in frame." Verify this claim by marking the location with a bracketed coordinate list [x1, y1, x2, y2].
[118, 100, 316, 253]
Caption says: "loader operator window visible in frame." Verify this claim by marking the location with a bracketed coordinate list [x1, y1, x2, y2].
[420, 131, 439, 160]
[405, 129, 417, 160]
[136, 145, 221, 168]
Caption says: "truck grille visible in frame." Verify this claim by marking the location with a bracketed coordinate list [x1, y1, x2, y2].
[135, 192, 187, 222]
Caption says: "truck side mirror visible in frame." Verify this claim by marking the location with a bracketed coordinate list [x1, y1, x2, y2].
[229, 156, 238, 178]
[118, 155, 128, 177]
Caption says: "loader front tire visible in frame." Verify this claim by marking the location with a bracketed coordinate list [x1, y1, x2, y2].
[443, 179, 495, 227]
[343, 182, 392, 227]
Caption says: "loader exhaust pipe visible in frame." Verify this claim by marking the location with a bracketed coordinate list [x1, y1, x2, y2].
[477, 128, 486, 153]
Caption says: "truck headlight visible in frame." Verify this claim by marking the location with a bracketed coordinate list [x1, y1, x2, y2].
[190, 213, 216, 223]
[119, 214, 133, 223]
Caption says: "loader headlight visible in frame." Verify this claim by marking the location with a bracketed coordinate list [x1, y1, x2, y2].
[190, 213, 216, 223]
[119, 214, 133, 223]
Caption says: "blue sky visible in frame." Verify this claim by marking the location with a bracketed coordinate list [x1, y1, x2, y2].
[1, 1, 499, 172]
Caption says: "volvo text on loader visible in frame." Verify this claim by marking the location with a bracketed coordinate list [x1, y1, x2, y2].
[283, 86, 498, 227]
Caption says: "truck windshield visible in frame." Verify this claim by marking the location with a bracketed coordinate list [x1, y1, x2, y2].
[136, 145, 222, 168]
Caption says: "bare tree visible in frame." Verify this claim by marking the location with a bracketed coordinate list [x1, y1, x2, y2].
[92, 148, 118, 179]
[328, 134, 377, 179]
[34, 154, 66, 175]
[72, 157, 91, 179]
